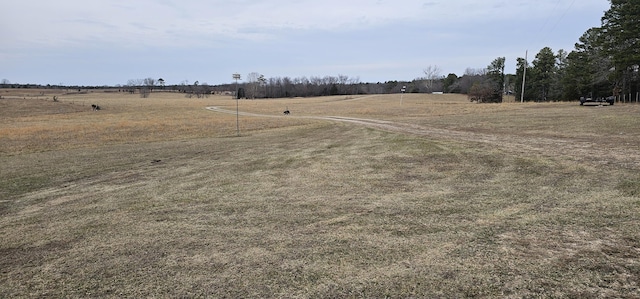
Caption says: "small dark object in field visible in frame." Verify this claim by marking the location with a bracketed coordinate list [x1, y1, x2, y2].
[283, 109, 290, 115]
[579, 96, 614, 106]
[151, 159, 162, 164]
[91, 104, 101, 111]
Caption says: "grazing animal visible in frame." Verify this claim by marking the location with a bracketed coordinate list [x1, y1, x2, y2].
[91, 104, 101, 111]
[283, 107, 290, 115]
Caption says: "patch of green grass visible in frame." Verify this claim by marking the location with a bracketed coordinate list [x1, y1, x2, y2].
[618, 176, 640, 197]
[0, 175, 51, 201]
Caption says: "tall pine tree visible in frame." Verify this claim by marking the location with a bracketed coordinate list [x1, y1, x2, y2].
[564, 28, 611, 100]
[531, 47, 557, 101]
[601, 0, 640, 97]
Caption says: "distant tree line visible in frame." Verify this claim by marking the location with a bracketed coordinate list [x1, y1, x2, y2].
[214, 74, 456, 99]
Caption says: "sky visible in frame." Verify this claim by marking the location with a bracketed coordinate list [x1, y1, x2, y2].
[1, 0, 611, 86]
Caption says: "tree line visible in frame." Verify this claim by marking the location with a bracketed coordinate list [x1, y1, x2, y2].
[224, 0, 636, 103]
[432, 0, 638, 103]
[512, 0, 639, 102]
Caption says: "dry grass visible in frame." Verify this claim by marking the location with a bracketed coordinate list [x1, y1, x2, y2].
[0, 90, 314, 154]
[1, 90, 640, 297]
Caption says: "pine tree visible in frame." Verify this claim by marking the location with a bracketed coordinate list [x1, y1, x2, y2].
[563, 28, 611, 100]
[531, 47, 557, 101]
[486, 57, 505, 103]
[601, 0, 640, 96]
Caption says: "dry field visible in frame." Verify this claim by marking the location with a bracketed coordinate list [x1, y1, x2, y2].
[1, 89, 640, 298]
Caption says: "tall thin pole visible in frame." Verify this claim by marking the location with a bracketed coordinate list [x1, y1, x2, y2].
[232, 73, 241, 136]
[236, 93, 239, 136]
[521, 50, 528, 103]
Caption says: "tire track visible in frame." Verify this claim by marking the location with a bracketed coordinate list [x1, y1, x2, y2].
[205, 106, 640, 169]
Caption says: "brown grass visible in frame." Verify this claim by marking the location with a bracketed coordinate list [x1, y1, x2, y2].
[1, 90, 640, 297]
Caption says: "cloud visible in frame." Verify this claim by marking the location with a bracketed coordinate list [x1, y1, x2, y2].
[1, 0, 612, 85]
[3, 0, 606, 49]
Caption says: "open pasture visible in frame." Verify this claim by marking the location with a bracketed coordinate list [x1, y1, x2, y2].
[1, 90, 640, 297]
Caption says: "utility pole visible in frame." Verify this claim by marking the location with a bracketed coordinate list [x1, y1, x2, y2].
[233, 73, 241, 136]
[521, 50, 527, 103]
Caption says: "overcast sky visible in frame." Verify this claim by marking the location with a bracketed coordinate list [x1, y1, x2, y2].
[1, 0, 610, 86]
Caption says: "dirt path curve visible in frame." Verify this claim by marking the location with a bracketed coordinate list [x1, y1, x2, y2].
[205, 106, 640, 169]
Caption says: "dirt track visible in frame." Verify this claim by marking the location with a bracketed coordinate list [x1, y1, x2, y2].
[206, 106, 640, 170]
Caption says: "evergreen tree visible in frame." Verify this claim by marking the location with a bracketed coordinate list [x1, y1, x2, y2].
[443, 73, 459, 93]
[486, 57, 505, 103]
[564, 28, 611, 100]
[551, 50, 569, 101]
[514, 57, 530, 101]
[601, 0, 640, 98]
[531, 47, 557, 101]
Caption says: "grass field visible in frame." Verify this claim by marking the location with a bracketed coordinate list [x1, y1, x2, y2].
[2, 89, 640, 297]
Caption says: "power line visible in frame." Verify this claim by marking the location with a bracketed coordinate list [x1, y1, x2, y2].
[544, 0, 577, 41]
[530, 0, 577, 50]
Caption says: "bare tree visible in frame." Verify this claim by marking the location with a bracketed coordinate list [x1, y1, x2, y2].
[349, 76, 361, 94]
[185, 80, 200, 98]
[191, 81, 210, 98]
[143, 77, 155, 90]
[450, 68, 487, 94]
[126, 79, 143, 94]
[423, 65, 442, 92]
[468, 81, 493, 103]
[246, 72, 261, 99]
[258, 74, 267, 98]
[141, 77, 155, 98]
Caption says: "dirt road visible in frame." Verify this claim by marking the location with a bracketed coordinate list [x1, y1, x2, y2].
[206, 106, 640, 169]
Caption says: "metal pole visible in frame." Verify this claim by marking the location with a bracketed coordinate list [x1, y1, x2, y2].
[232, 73, 241, 136]
[521, 50, 527, 103]
[236, 95, 239, 136]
